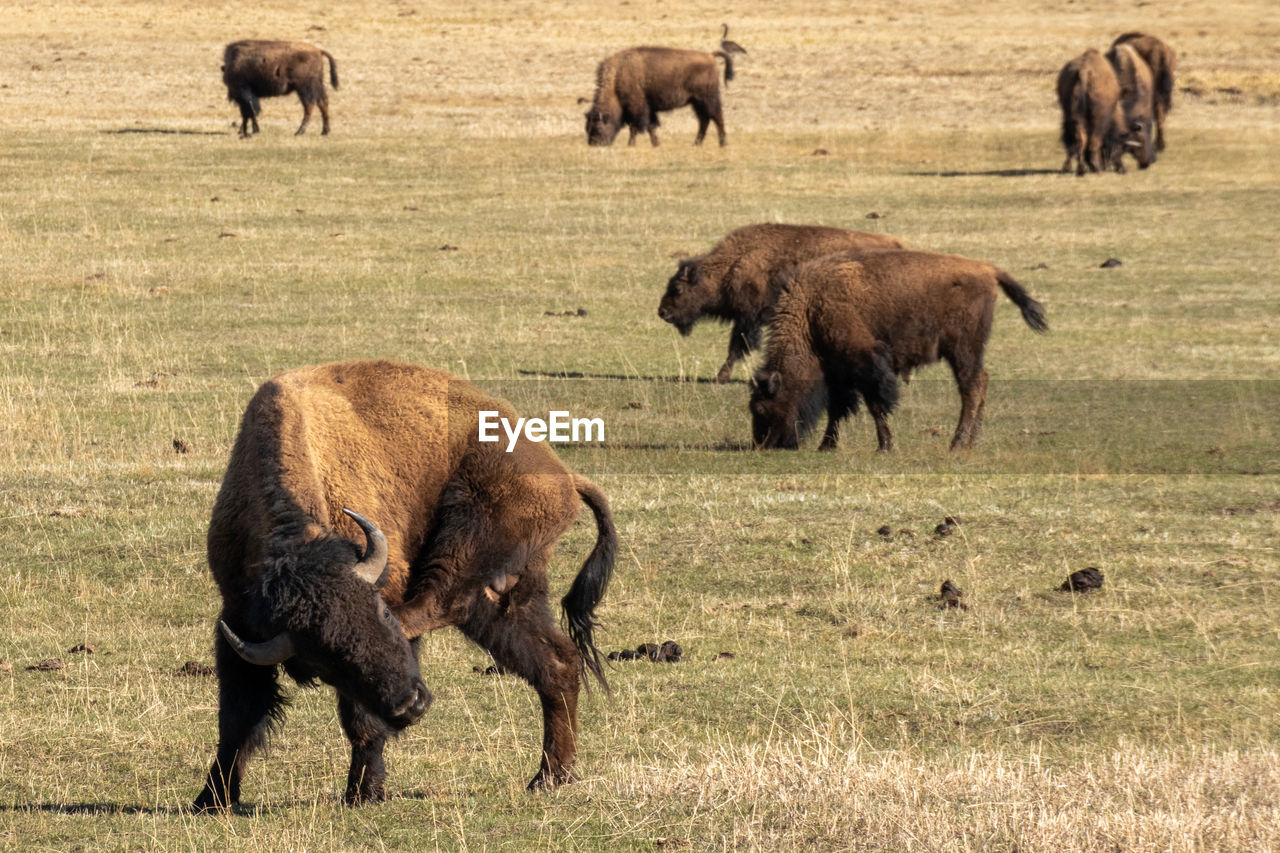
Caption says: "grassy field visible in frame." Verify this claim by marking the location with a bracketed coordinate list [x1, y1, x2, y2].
[2, 0, 1279, 850]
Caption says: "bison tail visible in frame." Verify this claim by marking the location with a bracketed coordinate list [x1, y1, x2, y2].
[714, 50, 735, 84]
[996, 271, 1049, 333]
[322, 50, 339, 90]
[562, 475, 617, 691]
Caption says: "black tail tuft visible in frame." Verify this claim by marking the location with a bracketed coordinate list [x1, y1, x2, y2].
[562, 476, 616, 692]
[997, 271, 1049, 333]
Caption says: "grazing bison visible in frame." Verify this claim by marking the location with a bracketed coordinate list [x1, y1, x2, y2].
[659, 223, 905, 383]
[585, 46, 737, 147]
[193, 361, 615, 811]
[1056, 49, 1126, 175]
[222, 40, 338, 137]
[1106, 42, 1158, 170]
[1112, 32, 1176, 151]
[749, 250, 1048, 452]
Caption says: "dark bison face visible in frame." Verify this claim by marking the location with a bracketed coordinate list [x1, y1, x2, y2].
[585, 107, 621, 146]
[1123, 118, 1157, 169]
[657, 259, 708, 336]
[749, 370, 803, 449]
[222, 511, 431, 730]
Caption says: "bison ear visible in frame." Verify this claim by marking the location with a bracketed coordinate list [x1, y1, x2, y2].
[765, 371, 782, 397]
[681, 259, 703, 287]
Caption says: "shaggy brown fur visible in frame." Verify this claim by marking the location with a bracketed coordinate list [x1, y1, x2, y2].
[1112, 32, 1176, 151]
[659, 223, 905, 382]
[750, 250, 1048, 452]
[585, 46, 736, 147]
[1106, 42, 1158, 170]
[194, 361, 616, 811]
[1056, 49, 1125, 176]
[222, 40, 339, 137]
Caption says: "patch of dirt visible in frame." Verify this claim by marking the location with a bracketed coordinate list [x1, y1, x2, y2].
[177, 661, 214, 677]
[1220, 500, 1280, 516]
[27, 658, 64, 672]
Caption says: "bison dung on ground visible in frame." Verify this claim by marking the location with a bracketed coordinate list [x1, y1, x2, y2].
[222, 40, 339, 137]
[193, 361, 616, 811]
[585, 46, 737, 147]
[749, 250, 1048, 452]
[659, 223, 905, 383]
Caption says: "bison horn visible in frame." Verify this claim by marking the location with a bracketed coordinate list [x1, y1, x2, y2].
[344, 508, 391, 589]
[219, 620, 295, 666]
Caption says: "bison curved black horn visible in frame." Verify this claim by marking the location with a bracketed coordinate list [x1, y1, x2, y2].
[219, 620, 295, 666]
[344, 508, 391, 589]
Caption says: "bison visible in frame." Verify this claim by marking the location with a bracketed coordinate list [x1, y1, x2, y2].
[749, 250, 1048, 452]
[585, 46, 737, 147]
[222, 40, 339, 137]
[1056, 48, 1126, 175]
[1106, 42, 1158, 170]
[659, 223, 905, 383]
[1112, 32, 1176, 152]
[193, 360, 616, 811]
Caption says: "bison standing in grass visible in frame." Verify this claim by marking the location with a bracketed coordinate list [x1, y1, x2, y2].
[222, 40, 338, 137]
[1056, 48, 1126, 175]
[1112, 32, 1176, 152]
[193, 360, 615, 811]
[659, 223, 905, 383]
[749, 250, 1048, 452]
[585, 46, 738, 147]
[1107, 42, 1158, 170]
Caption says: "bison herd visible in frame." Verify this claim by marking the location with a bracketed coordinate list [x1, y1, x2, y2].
[192, 27, 1179, 811]
[1057, 32, 1177, 175]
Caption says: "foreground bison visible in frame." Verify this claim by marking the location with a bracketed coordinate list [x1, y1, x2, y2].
[750, 250, 1048, 452]
[585, 46, 737, 147]
[1056, 48, 1126, 175]
[193, 361, 615, 811]
[659, 223, 905, 382]
[1112, 32, 1176, 152]
[222, 40, 338, 137]
[1106, 42, 1158, 170]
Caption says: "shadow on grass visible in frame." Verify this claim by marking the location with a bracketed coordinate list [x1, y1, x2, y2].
[905, 168, 1062, 177]
[0, 802, 185, 816]
[597, 441, 754, 452]
[516, 369, 735, 385]
[102, 128, 228, 136]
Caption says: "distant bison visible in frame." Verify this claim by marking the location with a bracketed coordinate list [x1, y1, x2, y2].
[585, 46, 737, 147]
[659, 223, 905, 382]
[193, 361, 615, 811]
[222, 40, 339, 137]
[749, 250, 1048, 452]
[1112, 32, 1176, 151]
[1106, 42, 1158, 170]
[1056, 49, 1125, 175]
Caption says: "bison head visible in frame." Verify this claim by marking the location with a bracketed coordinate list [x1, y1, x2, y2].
[584, 107, 622, 146]
[1122, 118, 1156, 169]
[749, 367, 828, 449]
[221, 509, 431, 730]
[657, 259, 710, 336]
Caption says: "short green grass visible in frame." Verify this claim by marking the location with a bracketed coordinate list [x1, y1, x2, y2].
[2, 1, 1279, 849]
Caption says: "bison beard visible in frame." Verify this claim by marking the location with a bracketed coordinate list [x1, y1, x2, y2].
[750, 250, 1047, 452]
[193, 361, 615, 811]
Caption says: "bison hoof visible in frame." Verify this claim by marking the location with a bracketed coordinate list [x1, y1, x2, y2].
[715, 369, 733, 384]
[191, 790, 232, 813]
[817, 439, 838, 452]
[343, 787, 386, 806]
[527, 768, 575, 791]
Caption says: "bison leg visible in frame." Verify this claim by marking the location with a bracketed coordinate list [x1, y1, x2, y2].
[459, 579, 581, 789]
[233, 89, 260, 138]
[193, 627, 287, 811]
[717, 318, 760, 384]
[318, 94, 331, 135]
[295, 97, 314, 135]
[337, 695, 391, 805]
[948, 361, 989, 450]
[818, 386, 858, 451]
